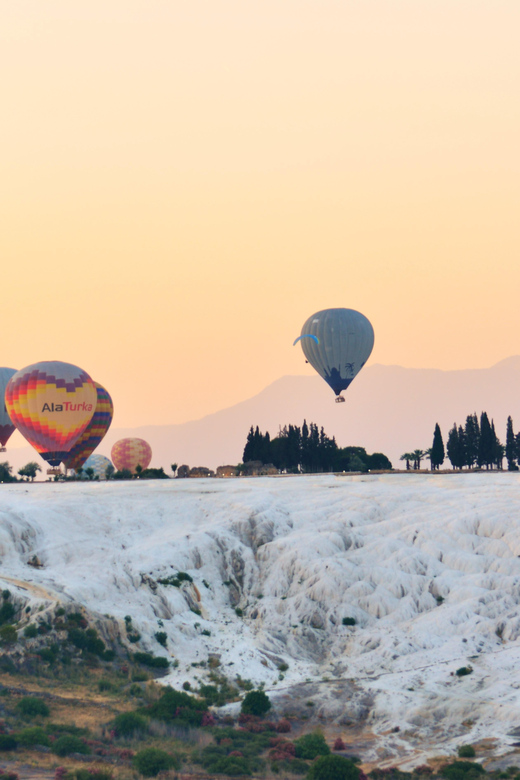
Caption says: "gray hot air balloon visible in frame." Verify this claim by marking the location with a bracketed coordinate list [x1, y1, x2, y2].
[294, 308, 374, 402]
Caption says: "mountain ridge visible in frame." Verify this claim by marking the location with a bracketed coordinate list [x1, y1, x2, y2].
[5, 357, 520, 473]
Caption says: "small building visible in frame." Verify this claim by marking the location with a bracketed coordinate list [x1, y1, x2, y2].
[216, 465, 238, 478]
[189, 466, 215, 478]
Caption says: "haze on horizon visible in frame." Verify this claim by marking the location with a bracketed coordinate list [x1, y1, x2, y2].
[2, 1, 519, 435]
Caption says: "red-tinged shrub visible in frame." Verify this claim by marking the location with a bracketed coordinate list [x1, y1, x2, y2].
[117, 749, 135, 760]
[414, 768, 433, 776]
[334, 737, 346, 751]
[54, 768, 67, 780]
[229, 751, 243, 757]
[276, 719, 292, 733]
[201, 712, 215, 727]
[221, 738, 233, 747]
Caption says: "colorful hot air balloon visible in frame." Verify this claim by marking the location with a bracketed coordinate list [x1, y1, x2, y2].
[5, 361, 97, 466]
[111, 438, 152, 474]
[81, 454, 113, 480]
[64, 383, 114, 471]
[0, 368, 17, 451]
[295, 308, 374, 402]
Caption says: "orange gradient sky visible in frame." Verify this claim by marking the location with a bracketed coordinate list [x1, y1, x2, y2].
[2, 1, 519, 429]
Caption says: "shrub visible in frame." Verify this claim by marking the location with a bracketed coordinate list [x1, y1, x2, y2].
[334, 737, 346, 750]
[98, 680, 113, 692]
[53, 735, 91, 757]
[133, 652, 168, 669]
[157, 572, 193, 587]
[132, 747, 177, 777]
[16, 726, 50, 747]
[67, 627, 106, 656]
[145, 686, 207, 725]
[75, 770, 113, 780]
[455, 666, 473, 677]
[0, 602, 15, 626]
[307, 755, 360, 780]
[276, 719, 292, 733]
[16, 697, 50, 718]
[294, 731, 330, 760]
[113, 712, 147, 737]
[241, 690, 271, 717]
[458, 746, 476, 758]
[154, 632, 167, 647]
[440, 761, 485, 780]
[23, 625, 38, 638]
[342, 617, 356, 627]
[0, 735, 17, 751]
[0, 626, 17, 645]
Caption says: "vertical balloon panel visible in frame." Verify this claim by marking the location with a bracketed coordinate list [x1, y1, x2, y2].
[0, 367, 17, 448]
[64, 383, 114, 471]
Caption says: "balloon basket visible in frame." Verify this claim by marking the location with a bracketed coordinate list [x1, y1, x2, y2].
[0, 447, 5, 453]
[335, 396, 346, 403]
[46, 468, 62, 476]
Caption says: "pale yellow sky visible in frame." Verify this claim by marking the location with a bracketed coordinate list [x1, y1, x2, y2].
[1, 1, 519, 428]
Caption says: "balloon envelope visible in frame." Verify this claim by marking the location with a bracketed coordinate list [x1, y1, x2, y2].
[297, 308, 374, 396]
[5, 361, 97, 466]
[0, 368, 17, 447]
[111, 438, 152, 473]
[81, 454, 113, 480]
[64, 382, 114, 471]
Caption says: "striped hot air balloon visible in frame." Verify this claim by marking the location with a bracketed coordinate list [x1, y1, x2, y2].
[0, 368, 17, 450]
[64, 382, 114, 471]
[111, 438, 152, 474]
[5, 361, 97, 466]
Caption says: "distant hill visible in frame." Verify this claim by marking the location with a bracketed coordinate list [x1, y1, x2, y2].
[5, 357, 520, 474]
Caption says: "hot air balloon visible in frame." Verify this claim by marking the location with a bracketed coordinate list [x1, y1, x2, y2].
[81, 454, 113, 480]
[0, 368, 17, 452]
[295, 308, 374, 402]
[111, 438, 152, 474]
[64, 383, 114, 472]
[5, 361, 97, 466]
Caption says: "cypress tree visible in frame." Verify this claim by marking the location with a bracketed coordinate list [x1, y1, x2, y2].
[243, 426, 255, 463]
[506, 416, 518, 471]
[478, 412, 493, 469]
[457, 425, 466, 469]
[430, 423, 445, 470]
[464, 413, 480, 469]
[446, 424, 460, 469]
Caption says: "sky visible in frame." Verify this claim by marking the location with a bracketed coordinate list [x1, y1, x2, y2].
[1, 1, 519, 429]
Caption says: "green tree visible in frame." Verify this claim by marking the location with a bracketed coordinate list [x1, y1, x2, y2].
[366, 452, 392, 470]
[133, 747, 177, 777]
[447, 424, 464, 470]
[506, 416, 518, 471]
[478, 412, 494, 469]
[18, 462, 41, 481]
[295, 731, 330, 759]
[171, 463, 177, 476]
[464, 413, 480, 468]
[411, 449, 426, 470]
[105, 464, 115, 479]
[85, 467, 95, 480]
[307, 755, 360, 780]
[400, 453, 413, 470]
[240, 689, 271, 716]
[430, 423, 445, 470]
[0, 461, 16, 483]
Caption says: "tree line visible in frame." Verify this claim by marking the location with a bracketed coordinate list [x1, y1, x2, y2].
[243, 422, 392, 473]
[402, 412, 520, 471]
